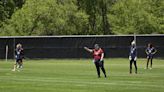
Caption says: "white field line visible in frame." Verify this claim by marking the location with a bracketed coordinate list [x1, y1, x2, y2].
[0, 77, 163, 88]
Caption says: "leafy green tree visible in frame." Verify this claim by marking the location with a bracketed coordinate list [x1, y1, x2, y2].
[0, 0, 163, 35]
[0, 0, 25, 31]
[77, 0, 112, 35]
[1, 0, 89, 35]
[108, 0, 164, 34]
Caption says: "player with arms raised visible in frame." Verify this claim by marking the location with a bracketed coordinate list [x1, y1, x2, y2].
[84, 44, 107, 78]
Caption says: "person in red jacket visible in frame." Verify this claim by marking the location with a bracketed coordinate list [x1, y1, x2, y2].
[84, 44, 107, 78]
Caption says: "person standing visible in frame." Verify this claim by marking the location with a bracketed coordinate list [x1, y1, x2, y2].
[84, 44, 107, 78]
[129, 41, 137, 74]
[12, 43, 24, 71]
[145, 43, 157, 69]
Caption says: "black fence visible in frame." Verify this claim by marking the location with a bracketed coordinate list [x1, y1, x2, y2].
[0, 35, 163, 59]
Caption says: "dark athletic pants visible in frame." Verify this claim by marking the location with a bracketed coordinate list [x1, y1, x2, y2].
[130, 59, 137, 74]
[147, 56, 153, 68]
[94, 59, 106, 77]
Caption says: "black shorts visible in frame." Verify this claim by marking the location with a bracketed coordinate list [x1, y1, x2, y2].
[94, 59, 104, 67]
[16, 59, 22, 63]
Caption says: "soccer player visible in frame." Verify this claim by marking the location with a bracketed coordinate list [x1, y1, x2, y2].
[145, 43, 157, 69]
[129, 41, 137, 74]
[12, 43, 24, 71]
[84, 44, 107, 78]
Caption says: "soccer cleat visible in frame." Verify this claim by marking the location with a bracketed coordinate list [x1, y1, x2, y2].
[144, 67, 148, 69]
[130, 71, 132, 74]
[12, 69, 16, 71]
[149, 68, 152, 70]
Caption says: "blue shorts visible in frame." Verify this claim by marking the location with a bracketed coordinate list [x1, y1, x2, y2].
[147, 55, 153, 59]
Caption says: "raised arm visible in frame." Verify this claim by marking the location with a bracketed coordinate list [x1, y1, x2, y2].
[84, 47, 93, 53]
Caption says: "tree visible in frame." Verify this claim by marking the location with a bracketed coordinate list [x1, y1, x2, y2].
[77, 0, 112, 34]
[108, 0, 164, 34]
[1, 0, 163, 35]
[1, 0, 89, 35]
[0, 0, 25, 30]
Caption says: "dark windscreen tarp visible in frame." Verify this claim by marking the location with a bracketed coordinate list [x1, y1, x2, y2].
[0, 35, 163, 59]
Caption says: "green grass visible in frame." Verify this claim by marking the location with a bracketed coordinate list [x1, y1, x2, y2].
[0, 58, 164, 92]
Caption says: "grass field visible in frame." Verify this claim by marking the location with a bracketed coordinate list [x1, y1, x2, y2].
[0, 58, 164, 92]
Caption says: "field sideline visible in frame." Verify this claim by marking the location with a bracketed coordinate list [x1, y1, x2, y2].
[0, 58, 164, 92]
